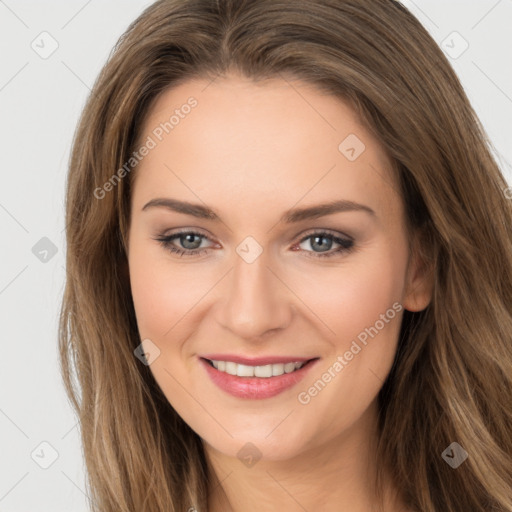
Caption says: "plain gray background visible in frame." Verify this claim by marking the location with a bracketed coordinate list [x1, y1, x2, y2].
[0, 1, 511, 510]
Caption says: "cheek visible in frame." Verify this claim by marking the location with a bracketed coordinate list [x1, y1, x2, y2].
[128, 242, 212, 339]
[286, 244, 407, 424]
[287, 250, 407, 436]
[129, 257, 168, 338]
[289, 247, 407, 350]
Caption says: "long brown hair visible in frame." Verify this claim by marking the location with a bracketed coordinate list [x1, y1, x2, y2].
[59, 1, 512, 510]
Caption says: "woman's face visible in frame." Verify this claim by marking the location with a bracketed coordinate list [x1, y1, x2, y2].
[127, 74, 431, 461]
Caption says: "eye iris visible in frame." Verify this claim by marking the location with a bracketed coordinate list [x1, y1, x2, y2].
[311, 235, 332, 252]
[181, 233, 202, 250]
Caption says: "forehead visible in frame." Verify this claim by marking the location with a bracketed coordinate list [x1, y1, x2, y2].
[132, 75, 399, 220]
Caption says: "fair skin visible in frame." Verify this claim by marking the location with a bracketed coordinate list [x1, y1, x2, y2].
[127, 73, 432, 512]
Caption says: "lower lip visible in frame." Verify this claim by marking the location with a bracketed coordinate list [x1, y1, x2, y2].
[199, 357, 319, 399]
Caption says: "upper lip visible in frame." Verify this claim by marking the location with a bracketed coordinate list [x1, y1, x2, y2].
[200, 354, 319, 366]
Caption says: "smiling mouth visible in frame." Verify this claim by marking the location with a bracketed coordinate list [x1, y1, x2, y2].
[201, 357, 319, 378]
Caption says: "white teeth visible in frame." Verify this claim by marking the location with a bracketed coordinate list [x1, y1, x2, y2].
[209, 359, 307, 378]
[254, 364, 272, 378]
[225, 361, 238, 376]
[272, 363, 284, 375]
[284, 362, 296, 373]
[237, 363, 256, 377]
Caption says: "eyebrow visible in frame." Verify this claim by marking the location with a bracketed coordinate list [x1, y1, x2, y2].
[142, 197, 376, 223]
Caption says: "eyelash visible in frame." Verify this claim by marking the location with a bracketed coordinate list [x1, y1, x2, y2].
[154, 229, 355, 259]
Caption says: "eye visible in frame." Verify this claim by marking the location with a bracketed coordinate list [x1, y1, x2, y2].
[154, 230, 214, 257]
[294, 230, 354, 259]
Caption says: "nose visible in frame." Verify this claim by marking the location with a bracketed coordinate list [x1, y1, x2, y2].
[216, 250, 294, 341]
